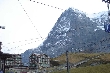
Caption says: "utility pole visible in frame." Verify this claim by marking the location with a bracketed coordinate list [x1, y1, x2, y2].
[66, 50, 69, 73]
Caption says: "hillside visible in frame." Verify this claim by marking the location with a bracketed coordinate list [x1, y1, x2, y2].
[52, 53, 99, 64]
[52, 53, 110, 64]
[51, 63, 110, 73]
[47, 53, 110, 73]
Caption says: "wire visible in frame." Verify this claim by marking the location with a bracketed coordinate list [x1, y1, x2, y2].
[3, 38, 38, 45]
[1, 0, 81, 47]
[18, 1, 44, 41]
[2, 37, 40, 48]
[30, 0, 64, 11]
[2, 39, 39, 52]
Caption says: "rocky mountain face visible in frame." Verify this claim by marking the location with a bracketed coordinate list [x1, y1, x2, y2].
[21, 8, 110, 66]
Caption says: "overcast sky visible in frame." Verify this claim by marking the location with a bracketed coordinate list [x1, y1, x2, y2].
[0, 0, 108, 54]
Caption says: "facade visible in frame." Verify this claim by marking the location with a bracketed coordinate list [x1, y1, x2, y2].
[29, 53, 50, 69]
[5, 54, 23, 67]
[0, 42, 12, 73]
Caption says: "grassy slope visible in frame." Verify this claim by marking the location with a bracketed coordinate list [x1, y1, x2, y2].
[51, 53, 110, 73]
[52, 64, 110, 73]
[52, 53, 100, 64]
[100, 53, 110, 61]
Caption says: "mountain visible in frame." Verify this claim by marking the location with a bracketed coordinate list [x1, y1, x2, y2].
[21, 8, 110, 66]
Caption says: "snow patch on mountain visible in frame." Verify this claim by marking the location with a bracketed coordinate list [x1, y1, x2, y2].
[62, 33, 66, 37]
[56, 20, 70, 32]
[60, 17, 66, 22]
[94, 29, 97, 31]
[97, 26, 104, 30]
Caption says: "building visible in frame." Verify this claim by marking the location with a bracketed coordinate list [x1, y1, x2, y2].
[29, 53, 50, 69]
[5, 54, 23, 68]
[0, 42, 12, 73]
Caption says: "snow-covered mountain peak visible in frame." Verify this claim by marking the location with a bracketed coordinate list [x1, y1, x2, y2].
[70, 7, 86, 15]
[86, 11, 108, 26]
[87, 11, 107, 18]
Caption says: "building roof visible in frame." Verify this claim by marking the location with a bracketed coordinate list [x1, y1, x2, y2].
[29, 53, 50, 58]
[33, 53, 40, 56]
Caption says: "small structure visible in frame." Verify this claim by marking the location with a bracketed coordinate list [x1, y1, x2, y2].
[5, 54, 23, 68]
[29, 53, 50, 69]
[8, 66, 29, 73]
